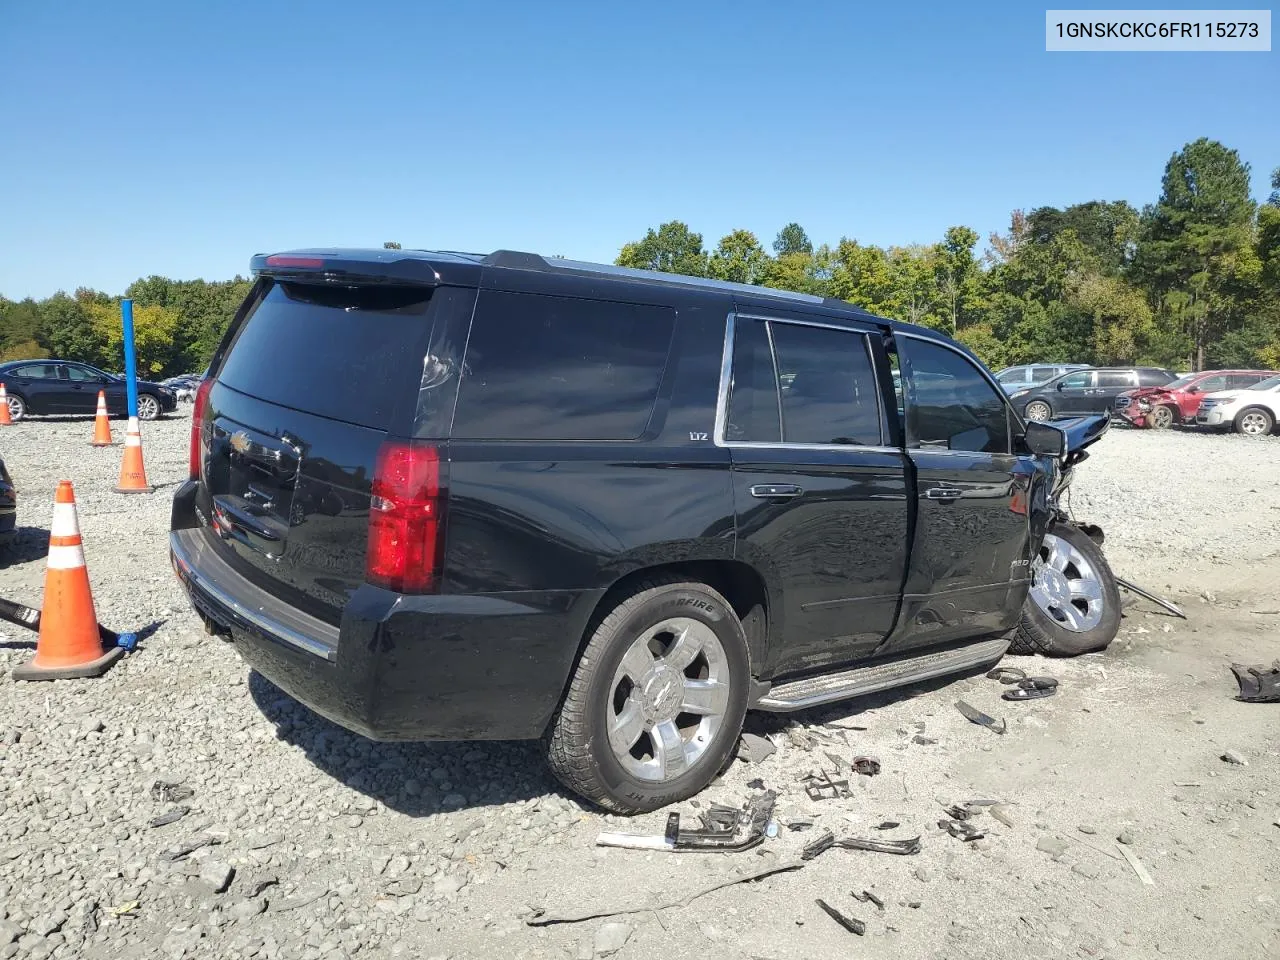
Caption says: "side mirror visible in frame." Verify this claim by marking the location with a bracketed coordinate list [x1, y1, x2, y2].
[1056, 381, 1066, 391]
[1187, 385, 1201, 394]
[1023, 420, 1065, 458]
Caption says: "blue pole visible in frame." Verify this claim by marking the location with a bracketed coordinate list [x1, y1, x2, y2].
[121, 298, 139, 419]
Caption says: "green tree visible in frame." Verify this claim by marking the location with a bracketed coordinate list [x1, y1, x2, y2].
[773, 223, 813, 257]
[708, 230, 769, 285]
[383, 241, 402, 249]
[88, 300, 180, 375]
[37, 290, 108, 364]
[616, 221, 708, 276]
[935, 226, 984, 333]
[1135, 138, 1258, 369]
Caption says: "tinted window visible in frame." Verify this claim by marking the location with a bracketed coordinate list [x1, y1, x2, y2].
[453, 292, 675, 441]
[1058, 371, 1092, 390]
[901, 338, 1010, 454]
[1194, 374, 1228, 392]
[1096, 371, 1136, 388]
[995, 367, 1026, 384]
[219, 281, 432, 430]
[1226, 374, 1262, 388]
[1138, 369, 1174, 386]
[10, 364, 57, 379]
[64, 365, 100, 382]
[770, 323, 882, 445]
[724, 318, 780, 442]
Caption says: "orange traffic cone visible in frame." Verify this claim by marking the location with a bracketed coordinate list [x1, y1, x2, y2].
[0, 383, 12, 427]
[13, 481, 124, 681]
[91, 391, 114, 446]
[114, 416, 154, 494]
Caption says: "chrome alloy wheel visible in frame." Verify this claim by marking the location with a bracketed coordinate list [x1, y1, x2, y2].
[1028, 533, 1105, 632]
[607, 617, 730, 782]
[1239, 410, 1271, 436]
[137, 394, 160, 421]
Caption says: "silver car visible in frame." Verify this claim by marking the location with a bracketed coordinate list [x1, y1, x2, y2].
[994, 363, 1090, 395]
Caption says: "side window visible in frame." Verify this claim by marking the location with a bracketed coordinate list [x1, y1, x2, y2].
[13, 363, 58, 379]
[1058, 371, 1092, 390]
[899, 338, 1011, 454]
[1096, 371, 1136, 388]
[996, 367, 1024, 385]
[64, 365, 100, 382]
[1195, 374, 1228, 392]
[1138, 369, 1172, 386]
[452, 292, 675, 441]
[1232, 374, 1266, 388]
[770, 323, 883, 445]
[724, 318, 780, 442]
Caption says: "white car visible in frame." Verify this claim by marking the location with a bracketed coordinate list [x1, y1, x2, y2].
[1195, 373, 1280, 436]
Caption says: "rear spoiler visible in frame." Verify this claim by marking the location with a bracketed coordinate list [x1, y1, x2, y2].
[250, 252, 443, 286]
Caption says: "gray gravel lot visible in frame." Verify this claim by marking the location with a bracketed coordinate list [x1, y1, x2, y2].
[0, 414, 1277, 960]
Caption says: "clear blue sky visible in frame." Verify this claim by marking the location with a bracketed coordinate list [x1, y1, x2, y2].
[1, 1, 1275, 299]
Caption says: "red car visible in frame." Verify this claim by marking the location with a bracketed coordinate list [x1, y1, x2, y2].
[1116, 369, 1279, 428]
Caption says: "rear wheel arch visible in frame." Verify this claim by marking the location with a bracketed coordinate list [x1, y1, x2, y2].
[548, 558, 772, 735]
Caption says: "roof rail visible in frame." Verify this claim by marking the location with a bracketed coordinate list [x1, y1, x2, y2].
[482, 250, 830, 304]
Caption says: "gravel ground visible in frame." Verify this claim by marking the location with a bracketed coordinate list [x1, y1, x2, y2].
[0, 414, 1277, 960]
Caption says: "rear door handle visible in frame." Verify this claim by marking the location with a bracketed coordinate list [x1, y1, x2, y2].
[924, 486, 963, 501]
[750, 483, 802, 499]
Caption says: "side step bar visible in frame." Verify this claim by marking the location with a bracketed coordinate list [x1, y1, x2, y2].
[753, 638, 1010, 712]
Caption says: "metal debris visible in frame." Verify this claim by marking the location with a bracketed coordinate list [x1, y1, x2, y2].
[148, 807, 190, 829]
[955, 700, 1006, 734]
[596, 792, 777, 852]
[852, 890, 885, 911]
[801, 828, 921, 860]
[150, 781, 194, 803]
[1115, 577, 1186, 619]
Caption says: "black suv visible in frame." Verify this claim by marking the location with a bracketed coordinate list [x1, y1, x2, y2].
[171, 249, 1111, 813]
[0, 360, 177, 421]
[1008, 366, 1178, 422]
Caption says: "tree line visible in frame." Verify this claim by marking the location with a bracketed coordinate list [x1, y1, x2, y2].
[2, 138, 1277, 376]
[616, 138, 1280, 372]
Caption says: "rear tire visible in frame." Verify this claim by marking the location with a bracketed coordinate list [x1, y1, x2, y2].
[545, 577, 750, 814]
[6, 394, 25, 422]
[1024, 400, 1052, 422]
[1011, 524, 1121, 657]
[1234, 406, 1275, 437]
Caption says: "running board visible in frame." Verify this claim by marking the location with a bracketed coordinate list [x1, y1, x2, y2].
[752, 638, 1010, 712]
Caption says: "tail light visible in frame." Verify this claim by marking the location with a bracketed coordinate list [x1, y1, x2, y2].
[366, 440, 446, 593]
[189, 379, 214, 479]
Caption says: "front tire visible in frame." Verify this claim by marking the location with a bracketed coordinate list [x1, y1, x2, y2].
[6, 394, 25, 422]
[136, 394, 161, 421]
[1024, 400, 1052, 422]
[1011, 524, 1121, 657]
[1148, 404, 1176, 429]
[545, 577, 750, 814]
[1235, 406, 1275, 437]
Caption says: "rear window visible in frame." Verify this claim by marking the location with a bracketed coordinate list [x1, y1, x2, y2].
[451, 291, 675, 440]
[217, 282, 432, 429]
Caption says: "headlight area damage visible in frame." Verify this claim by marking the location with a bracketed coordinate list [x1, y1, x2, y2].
[1013, 414, 1182, 656]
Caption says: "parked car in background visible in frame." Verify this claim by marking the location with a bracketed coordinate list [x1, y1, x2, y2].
[1009, 367, 1178, 422]
[162, 374, 204, 402]
[1116, 369, 1278, 429]
[0, 455, 15, 544]
[993, 363, 1090, 394]
[1195, 373, 1280, 436]
[170, 246, 1121, 813]
[0, 360, 177, 421]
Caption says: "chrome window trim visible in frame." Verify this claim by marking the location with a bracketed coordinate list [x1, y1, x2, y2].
[714, 312, 894, 453]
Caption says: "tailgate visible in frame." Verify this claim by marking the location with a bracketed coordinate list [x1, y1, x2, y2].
[201, 280, 435, 623]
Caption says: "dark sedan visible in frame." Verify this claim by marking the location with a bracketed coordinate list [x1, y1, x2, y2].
[0, 360, 177, 422]
[0, 455, 14, 543]
[1008, 366, 1179, 422]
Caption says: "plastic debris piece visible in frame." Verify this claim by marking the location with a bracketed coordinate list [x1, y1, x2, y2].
[816, 899, 866, 935]
[150, 781, 194, 803]
[148, 807, 190, 829]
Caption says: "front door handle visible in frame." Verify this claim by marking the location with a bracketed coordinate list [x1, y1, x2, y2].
[924, 486, 963, 501]
[750, 483, 802, 499]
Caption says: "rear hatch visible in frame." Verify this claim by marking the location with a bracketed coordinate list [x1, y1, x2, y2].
[200, 279, 435, 624]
